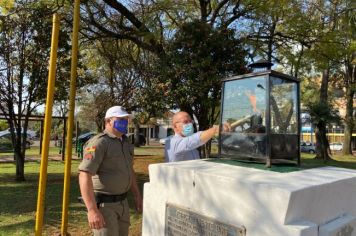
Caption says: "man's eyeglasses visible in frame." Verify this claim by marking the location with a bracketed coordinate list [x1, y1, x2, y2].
[174, 120, 194, 125]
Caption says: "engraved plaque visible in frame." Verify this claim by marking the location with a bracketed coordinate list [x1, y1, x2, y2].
[319, 215, 356, 236]
[165, 204, 246, 236]
[336, 225, 354, 236]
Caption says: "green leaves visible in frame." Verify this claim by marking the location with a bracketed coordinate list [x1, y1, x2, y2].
[159, 20, 247, 127]
[307, 102, 340, 125]
[0, 0, 14, 15]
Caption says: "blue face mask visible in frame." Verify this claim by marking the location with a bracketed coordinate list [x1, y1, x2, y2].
[113, 119, 128, 134]
[182, 123, 194, 137]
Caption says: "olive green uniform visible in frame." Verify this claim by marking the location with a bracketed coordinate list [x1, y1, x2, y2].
[79, 130, 133, 236]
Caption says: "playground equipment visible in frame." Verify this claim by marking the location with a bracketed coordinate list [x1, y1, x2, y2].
[35, 13, 60, 236]
[35, 0, 81, 235]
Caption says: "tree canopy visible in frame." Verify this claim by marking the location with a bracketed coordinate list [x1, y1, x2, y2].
[0, 0, 355, 178]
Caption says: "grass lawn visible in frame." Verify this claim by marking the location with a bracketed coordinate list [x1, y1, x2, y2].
[0, 146, 164, 236]
[300, 153, 356, 169]
[0, 145, 355, 236]
[0, 146, 63, 157]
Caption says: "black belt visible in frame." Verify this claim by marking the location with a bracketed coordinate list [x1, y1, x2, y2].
[94, 192, 128, 204]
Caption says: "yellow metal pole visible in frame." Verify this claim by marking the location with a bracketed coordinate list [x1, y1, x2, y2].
[61, 0, 80, 234]
[35, 13, 60, 236]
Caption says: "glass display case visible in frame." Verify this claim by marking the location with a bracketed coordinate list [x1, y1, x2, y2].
[219, 70, 300, 166]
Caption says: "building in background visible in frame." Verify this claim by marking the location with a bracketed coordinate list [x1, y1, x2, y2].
[300, 97, 356, 150]
[128, 111, 175, 144]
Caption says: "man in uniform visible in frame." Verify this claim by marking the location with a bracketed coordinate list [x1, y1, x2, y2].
[79, 106, 142, 236]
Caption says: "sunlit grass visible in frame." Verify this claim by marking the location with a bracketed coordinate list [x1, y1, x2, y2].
[301, 153, 356, 169]
[133, 145, 164, 156]
[0, 146, 63, 156]
[0, 146, 165, 236]
[0, 160, 89, 236]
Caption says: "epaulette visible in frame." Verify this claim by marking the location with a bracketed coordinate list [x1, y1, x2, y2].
[84, 133, 106, 148]
[96, 133, 106, 139]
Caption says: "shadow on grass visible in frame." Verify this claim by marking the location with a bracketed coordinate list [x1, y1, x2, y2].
[301, 157, 356, 170]
[0, 171, 151, 234]
[0, 172, 82, 224]
[0, 218, 35, 235]
[0, 156, 158, 235]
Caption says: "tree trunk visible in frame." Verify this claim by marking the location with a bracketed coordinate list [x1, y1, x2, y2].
[267, 19, 277, 64]
[197, 109, 210, 159]
[294, 45, 304, 78]
[133, 120, 141, 147]
[315, 68, 331, 161]
[342, 88, 354, 155]
[342, 62, 355, 155]
[343, 122, 352, 155]
[15, 146, 25, 181]
[205, 140, 212, 158]
[315, 121, 331, 161]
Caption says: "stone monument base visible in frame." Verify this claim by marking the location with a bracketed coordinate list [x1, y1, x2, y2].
[142, 160, 356, 236]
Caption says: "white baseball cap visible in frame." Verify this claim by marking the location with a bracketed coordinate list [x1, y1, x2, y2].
[105, 106, 132, 118]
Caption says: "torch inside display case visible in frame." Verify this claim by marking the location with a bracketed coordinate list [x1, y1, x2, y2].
[219, 68, 300, 167]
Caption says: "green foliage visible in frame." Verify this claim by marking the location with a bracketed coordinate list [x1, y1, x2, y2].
[301, 75, 340, 126]
[0, 0, 14, 14]
[306, 102, 340, 126]
[76, 90, 111, 132]
[0, 138, 12, 151]
[0, 120, 8, 131]
[300, 76, 320, 105]
[79, 36, 170, 128]
[0, 0, 86, 180]
[77, 0, 354, 154]
[162, 20, 247, 127]
[0, 1, 75, 105]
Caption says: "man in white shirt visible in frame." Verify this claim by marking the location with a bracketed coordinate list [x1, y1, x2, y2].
[165, 111, 228, 162]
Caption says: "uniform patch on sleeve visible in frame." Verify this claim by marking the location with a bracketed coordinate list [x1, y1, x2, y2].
[84, 153, 93, 160]
[85, 146, 96, 152]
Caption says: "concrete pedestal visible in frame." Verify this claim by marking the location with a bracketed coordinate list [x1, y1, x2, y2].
[142, 160, 356, 236]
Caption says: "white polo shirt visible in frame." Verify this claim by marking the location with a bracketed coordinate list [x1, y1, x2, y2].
[165, 132, 204, 162]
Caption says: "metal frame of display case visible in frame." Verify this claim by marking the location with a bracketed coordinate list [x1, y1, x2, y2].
[219, 70, 301, 167]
